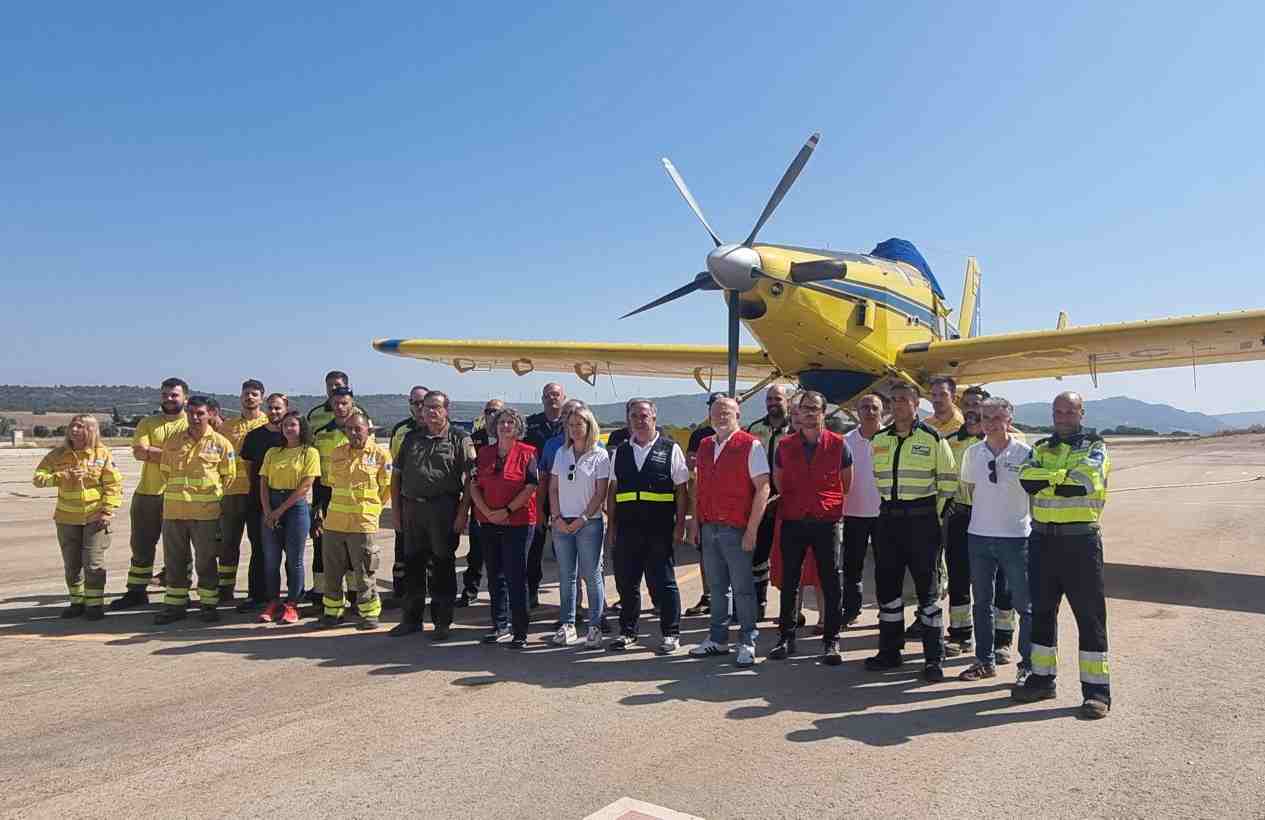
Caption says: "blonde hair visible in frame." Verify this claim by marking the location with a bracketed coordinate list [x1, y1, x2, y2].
[63, 414, 101, 451]
[568, 407, 600, 455]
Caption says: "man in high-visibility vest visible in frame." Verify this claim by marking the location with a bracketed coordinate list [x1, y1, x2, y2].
[155, 396, 236, 624]
[1013, 391, 1113, 719]
[215, 379, 269, 605]
[310, 386, 355, 606]
[321, 412, 392, 629]
[865, 382, 957, 682]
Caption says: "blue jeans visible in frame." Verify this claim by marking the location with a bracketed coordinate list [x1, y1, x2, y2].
[483, 524, 534, 638]
[552, 517, 605, 627]
[701, 523, 758, 648]
[968, 534, 1032, 668]
[261, 490, 309, 602]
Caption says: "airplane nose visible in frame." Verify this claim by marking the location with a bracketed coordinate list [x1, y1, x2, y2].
[706, 243, 760, 292]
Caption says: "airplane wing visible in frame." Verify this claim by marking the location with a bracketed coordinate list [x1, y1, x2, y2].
[896, 310, 1265, 384]
[372, 338, 775, 385]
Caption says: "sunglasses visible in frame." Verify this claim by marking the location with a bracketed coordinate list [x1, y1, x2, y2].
[493, 455, 506, 474]
[567, 463, 577, 481]
[988, 459, 998, 484]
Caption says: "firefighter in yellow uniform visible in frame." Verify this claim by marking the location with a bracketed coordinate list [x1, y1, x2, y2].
[216, 379, 270, 604]
[155, 397, 237, 624]
[112, 377, 189, 610]
[865, 382, 958, 682]
[33, 414, 123, 620]
[1014, 391, 1113, 719]
[321, 412, 392, 629]
[310, 386, 355, 605]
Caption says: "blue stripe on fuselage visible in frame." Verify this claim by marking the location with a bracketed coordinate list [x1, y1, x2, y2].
[807, 279, 940, 332]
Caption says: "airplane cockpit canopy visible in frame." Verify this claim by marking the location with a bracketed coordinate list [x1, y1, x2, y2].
[870, 238, 946, 300]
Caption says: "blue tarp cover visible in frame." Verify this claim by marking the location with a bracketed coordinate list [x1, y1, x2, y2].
[870, 238, 946, 300]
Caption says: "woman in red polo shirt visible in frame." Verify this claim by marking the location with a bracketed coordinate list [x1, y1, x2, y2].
[470, 407, 539, 648]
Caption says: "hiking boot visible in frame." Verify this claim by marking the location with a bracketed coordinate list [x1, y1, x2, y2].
[923, 664, 946, 683]
[61, 603, 85, 619]
[108, 590, 148, 611]
[199, 605, 220, 623]
[390, 620, 422, 637]
[357, 618, 380, 631]
[684, 595, 711, 616]
[864, 651, 903, 671]
[994, 646, 1013, 665]
[769, 635, 796, 660]
[430, 624, 452, 641]
[154, 606, 186, 625]
[217, 588, 236, 607]
[83, 606, 104, 621]
[945, 638, 973, 658]
[821, 640, 843, 666]
[1080, 698, 1110, 720]
[1012, 681, 1057, 703]
[958, 662, 997, 681]
[319, 614, 342, 629]
[236, 598, 263, 613]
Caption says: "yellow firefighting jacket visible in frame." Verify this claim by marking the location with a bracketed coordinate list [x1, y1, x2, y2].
[325, 440, 392, 533]
[33, 443, 123, 525]
[219, 413, 269, 496]
[160, 427, 237, 520]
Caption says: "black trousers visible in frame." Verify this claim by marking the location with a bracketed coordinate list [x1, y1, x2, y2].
[311, 483, 331, 590]
[482, 523, 533, 638]
[945, 508, 973, 641]
[877, 504, 944, 665]
[527, 522, 546, 598]
[1028, 528, 1111, 704]
[244, 499, 266, 601]
[391, 531, 406, 598]
[400, 496, 460, 627]
[752, 501, 777, 605]
[779, 519, 844, 641]
[463, 518, 485, 593]
[842, 515, 880, 617]
[614, 525, 681, 637]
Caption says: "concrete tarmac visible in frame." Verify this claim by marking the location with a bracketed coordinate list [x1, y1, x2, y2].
[1, 436, 1263, 819]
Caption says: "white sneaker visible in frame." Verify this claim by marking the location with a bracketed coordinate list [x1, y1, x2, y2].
[1016, 666, 1032, 686]
[736, 645, 756, 667]
[658, 635, 680, 655]
[584, 626, 602, 648]
[688, 638, 731, 657]
[552, 624, 579, 646]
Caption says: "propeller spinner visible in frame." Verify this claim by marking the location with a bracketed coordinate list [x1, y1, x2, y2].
[621, 132, 821, 397]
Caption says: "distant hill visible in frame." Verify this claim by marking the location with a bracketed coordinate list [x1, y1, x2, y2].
[4, 386, 1263, 434]
[1012, 396, 1229, 434]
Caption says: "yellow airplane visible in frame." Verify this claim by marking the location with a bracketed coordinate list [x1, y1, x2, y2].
[374, 133, 1265, 404]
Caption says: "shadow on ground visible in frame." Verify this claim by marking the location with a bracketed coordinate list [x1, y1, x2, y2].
[1106, 562, 1265, 615]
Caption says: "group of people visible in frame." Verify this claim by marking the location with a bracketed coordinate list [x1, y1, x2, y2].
[33, 371, 1114, 719]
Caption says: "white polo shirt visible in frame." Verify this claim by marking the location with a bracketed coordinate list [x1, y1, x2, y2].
[707, 430, 770, 479]
[551, 444, 611, 518]
[962, 437, 1033, 538]
[843, 428, 881, 518]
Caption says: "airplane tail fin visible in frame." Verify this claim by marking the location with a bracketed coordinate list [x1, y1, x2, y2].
[958, 257, 982, 338]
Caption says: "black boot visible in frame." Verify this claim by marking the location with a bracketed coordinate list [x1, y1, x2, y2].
[108, 589, 148, 611]
[684, 595, 711, 616]
[60, 603, 85, 619]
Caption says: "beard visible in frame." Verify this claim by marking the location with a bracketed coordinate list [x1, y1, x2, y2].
[161, 400, 184, 415]
[963, 412, 981, 427]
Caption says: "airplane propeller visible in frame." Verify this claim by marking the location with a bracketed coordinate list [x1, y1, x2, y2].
[623, 132, 821, 396]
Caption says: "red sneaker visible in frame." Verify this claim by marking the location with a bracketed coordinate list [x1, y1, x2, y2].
[281, 602, 299, 624]
[258, 601, 280, 623]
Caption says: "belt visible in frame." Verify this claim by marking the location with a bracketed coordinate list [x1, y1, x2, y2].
[1031, 521, 1100, 535]
[614, 491, 675, 503]
[402, 492, 458, 503]
[880, 497, 937, 518]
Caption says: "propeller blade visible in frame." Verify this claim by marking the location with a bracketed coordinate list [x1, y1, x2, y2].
[662, 158, 723, 248]
[790, 259, 846, 283]
[743, 132, 819, 247]
[620, 272, 714, 320]
[727, 290, 740, 397]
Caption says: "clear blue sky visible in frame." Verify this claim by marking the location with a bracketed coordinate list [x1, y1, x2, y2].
[5, 2, 1264, 413]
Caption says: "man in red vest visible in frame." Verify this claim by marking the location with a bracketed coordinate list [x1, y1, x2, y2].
[686, 396, 771, 667]
[771, 390, 854, 665]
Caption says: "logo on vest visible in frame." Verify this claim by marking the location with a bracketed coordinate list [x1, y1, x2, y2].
[911, 444, 931, 457]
